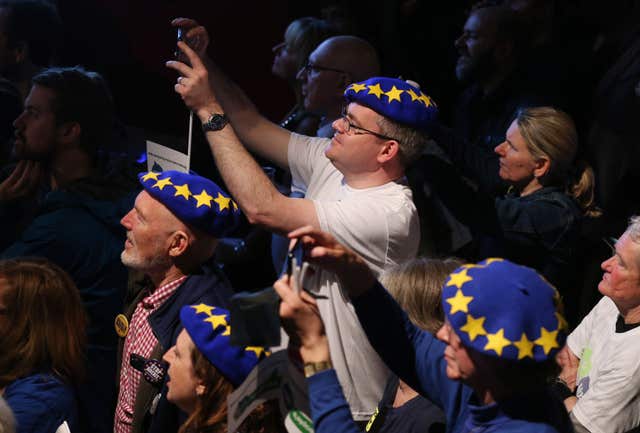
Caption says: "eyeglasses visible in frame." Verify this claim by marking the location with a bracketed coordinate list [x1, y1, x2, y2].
[301, 61, 346, 75]
[339, 107, 399, 142]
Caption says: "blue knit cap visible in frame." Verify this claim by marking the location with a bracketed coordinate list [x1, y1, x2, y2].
[442, 258, 568, 362]
[343, 77, 437, 130]
[180, 304, 269, 387]
[138, 170, 241, 237]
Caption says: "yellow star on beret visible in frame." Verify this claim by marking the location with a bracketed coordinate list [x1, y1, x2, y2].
[405, 88, 420, 102]
[213, 192, 231, 211]
[513, 333, 535, 359]
[194, 189, 214, 208]
[367, 83, 384, 98]
[349, 83, 367, 93]
[204, 314, 228, 330]
[419, 93, 433, 107]
[142, 171, 160, 182]
[459, 314, 487, 341]
[245, 346, 269, 358]
[222, 325, 231, 336]
[384, 85, 403, 103]
[153, 177, 173, 191]
[446, 268, 473, 289]
[555, 312, 568, 331]
[173, 183, 192, 200]
[191, 304, 215, 316]
[446, 289, 474, 314]
[484, 328, 511, 356]
[534, 327, 560, 355]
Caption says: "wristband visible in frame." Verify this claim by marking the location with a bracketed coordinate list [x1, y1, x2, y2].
[304, 360, 333, 378]
[550, 378, 575, 401]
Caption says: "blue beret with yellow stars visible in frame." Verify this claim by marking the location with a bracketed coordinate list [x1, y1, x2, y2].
[343, 77, 437, 130]
[442, 258, 568, 362]
[138, 170, 241, 237]
[180, 304, 269, 387]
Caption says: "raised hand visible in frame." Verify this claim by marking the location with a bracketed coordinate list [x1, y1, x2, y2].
[288, 226, 377, 298]
[273, 274, 329, 363]
[171, 17, 210, 58]
[0, 160, 44, 202]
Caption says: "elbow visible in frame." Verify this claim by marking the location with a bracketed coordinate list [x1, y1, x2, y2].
[242, 203, 272, 227]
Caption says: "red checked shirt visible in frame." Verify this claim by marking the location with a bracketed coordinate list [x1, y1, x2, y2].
[114, 276, 187, 433]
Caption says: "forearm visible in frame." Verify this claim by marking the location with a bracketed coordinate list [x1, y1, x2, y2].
[308, 370, 362, 433]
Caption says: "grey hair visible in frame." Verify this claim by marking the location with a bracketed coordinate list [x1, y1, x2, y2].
[626, 216, 640, 244]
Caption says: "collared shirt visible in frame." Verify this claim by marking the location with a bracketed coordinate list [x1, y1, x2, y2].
[114, 276, 187, 433]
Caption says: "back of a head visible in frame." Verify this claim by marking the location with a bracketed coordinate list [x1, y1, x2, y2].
[0, 258, 87, 388]
[321, 35, 380, 82]
[382, 257, 463, 334]
[469, 4, 525, 60]
[32, 66, 114, 156]
[0, 0, 62, 69]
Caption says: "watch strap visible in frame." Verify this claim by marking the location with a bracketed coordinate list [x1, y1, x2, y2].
[303, 360, 332, 378]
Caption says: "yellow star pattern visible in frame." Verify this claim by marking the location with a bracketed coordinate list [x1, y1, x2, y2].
[193, 189, 214, 208]
[173, 183, 192, 200]
[232, 201, 238, 211]
[535, 327, 560, 355]
[245, 346, 269, 358]
[349, 83, 367, 93]
[405, 89, 420, 101]
[367, 83, 384, 98]
[384, 86, 403, 103]
[142, 171, 160, 182]
[204, 314, 228, 330]
[459, 314, 487, 341]
[222, 325, 231, 336]
[153, 177, 173, 190]
[213, 192, 231, 211]
[555, 312, 568, 331]
[191, 304, 215, 316]
[446, 289, 474, 314]
[483, 258, 504, 265]
[419, 93, 433, 107]
[446, 268, 473, 289]
[484, 328, 512, 356]
[513, 333, 535, 359]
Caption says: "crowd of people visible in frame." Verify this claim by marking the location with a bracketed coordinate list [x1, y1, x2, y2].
[1, 0, 640, 433]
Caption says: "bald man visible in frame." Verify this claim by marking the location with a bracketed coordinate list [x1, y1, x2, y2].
[296, 35, 380, 137]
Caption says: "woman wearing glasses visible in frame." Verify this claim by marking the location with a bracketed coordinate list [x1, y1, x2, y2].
[0, 258, 86, 433]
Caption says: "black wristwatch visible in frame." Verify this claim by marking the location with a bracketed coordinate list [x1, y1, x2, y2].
[202, 113, 229, 132]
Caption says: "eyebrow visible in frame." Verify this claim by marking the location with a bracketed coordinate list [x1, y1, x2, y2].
[345, 110, 366, 127]
[506, 139, 517, 150]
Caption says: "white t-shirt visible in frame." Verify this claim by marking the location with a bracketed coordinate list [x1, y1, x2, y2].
[288, 133, 420, 420]
[567, 296, 640, 433]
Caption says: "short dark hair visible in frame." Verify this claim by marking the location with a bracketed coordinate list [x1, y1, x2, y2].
[0, 0, 62, 67]
[32, 66, 114, 155]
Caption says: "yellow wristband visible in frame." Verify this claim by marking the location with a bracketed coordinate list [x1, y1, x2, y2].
[304, 360, 333, 378]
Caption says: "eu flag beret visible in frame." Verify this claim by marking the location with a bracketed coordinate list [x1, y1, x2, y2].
[442, 258, 568, 362]
[180, 304, 269, 387]
[138, 170, 241, 237]
[344, 77, 437, 130]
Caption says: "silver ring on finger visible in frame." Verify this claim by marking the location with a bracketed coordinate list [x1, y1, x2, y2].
[177, 76, 184, 85]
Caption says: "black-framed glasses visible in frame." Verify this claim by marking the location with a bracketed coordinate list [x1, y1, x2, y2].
[339, 107, 399, 142]
[302, 61, 346, 75]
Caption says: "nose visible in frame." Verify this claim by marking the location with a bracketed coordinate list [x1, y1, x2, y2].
[494, 141, 507, 156]
[296, 65, 308, 81]
[121, 209, 134, 229]
[601, 255, 614, 271]
[436, 324, 449, 343]
[454, 33, 465, 50]
[13, 111, 26, 129]
[332, 116, 347, 133]
[162, 346, 175, 363]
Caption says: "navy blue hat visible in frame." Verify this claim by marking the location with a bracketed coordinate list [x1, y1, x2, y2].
[442, 258, 568, 362]
[180, 304, 269, 387]
[344, 77, 437, 130]
[138, 170, 241, 237]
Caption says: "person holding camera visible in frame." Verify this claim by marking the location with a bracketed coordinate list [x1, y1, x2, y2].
[166, 19, 436, 422]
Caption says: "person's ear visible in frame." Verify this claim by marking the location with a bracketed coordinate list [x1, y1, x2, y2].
[377, 139, 399, 164]
[12, 41, 28, 64]
[169, 230, 190, 257]
[533, 156, 551, 178]
[57, 122, 81, 145]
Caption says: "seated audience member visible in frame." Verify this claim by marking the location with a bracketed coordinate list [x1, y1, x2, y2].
[163, 304, 276, 433]
[275, 227, 573, 433]
[365, 257, 462, 433]
[272, 17, 339, 136]
[115, 171, 241, 433]
[0, 66, 137, 433]
[555, 216, 640, 433]
[426, 107, 597, 298]
[168, 23, 434, 422]
[0, 258, 86, 433]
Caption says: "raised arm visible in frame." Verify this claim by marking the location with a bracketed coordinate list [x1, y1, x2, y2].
[170, 18, 291, 168]
[167, 41, 320, 235]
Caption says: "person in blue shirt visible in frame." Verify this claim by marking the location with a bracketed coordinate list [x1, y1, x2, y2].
[274, 227, 574, 433]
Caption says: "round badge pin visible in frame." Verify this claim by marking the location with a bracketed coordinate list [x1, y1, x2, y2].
[114, 314, 129, 338]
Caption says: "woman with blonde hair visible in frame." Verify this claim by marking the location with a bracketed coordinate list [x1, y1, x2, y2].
[0, 258, 86, 433]
[429, 106, 597, 298]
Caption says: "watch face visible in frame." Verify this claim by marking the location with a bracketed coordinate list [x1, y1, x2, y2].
[204, 113, 229, 131]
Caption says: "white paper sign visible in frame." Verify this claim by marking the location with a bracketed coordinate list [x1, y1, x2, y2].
[146, 140, 189, 173]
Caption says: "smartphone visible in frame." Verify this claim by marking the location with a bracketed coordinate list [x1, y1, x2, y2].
[174, 27, 188, 64]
